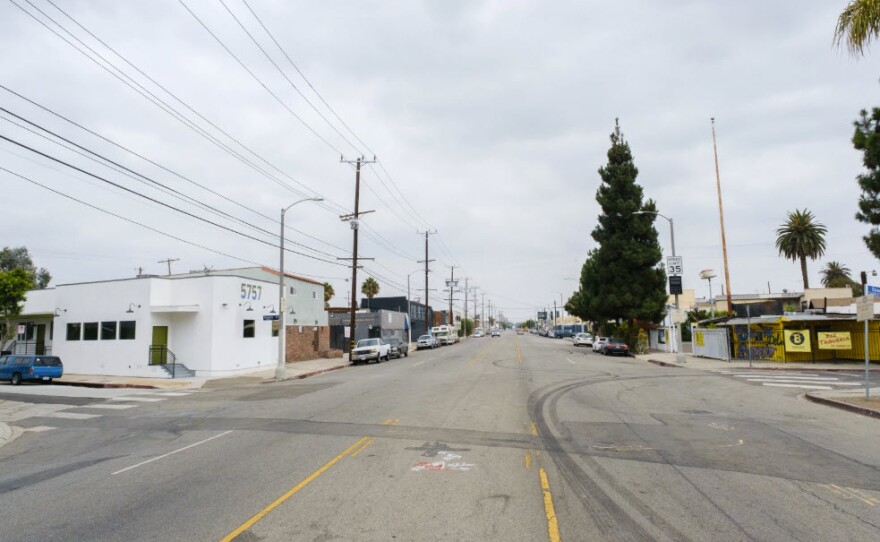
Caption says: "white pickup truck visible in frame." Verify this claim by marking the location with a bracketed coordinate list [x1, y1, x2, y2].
[351, 338, 391, 364]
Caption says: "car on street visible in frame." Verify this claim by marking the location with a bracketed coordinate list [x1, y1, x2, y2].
[0, 354, 64, 385]
[386, 337, 409, 358]
[573, 333, 593, 347]
[592, 337, 608, 352]
[351, 338, 390, 364]
[516, 329, 524, 335]
[600, 338, 629, 356]
[416, 335, 437, 349]
[491, 329, 501, 337]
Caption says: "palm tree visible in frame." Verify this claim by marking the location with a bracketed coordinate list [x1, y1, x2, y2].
[775, 209, 827, 290]
[322, 282, 335, 308]
[361, 277, 380, 308]
[820, 261, 852, 287]
[835, 0, 880, 56]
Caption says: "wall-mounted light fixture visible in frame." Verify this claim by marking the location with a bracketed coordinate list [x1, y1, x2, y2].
[263, 304, 276, 314]
[54, 308, 67, 317]
[126, 303, 141, 314]
[240, 302, 254, 311]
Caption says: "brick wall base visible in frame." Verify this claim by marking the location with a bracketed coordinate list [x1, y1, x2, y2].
[285, 325, 337, 362]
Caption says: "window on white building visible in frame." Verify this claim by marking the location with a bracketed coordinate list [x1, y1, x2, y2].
[66, 323, 81, 341]
[243, 319, 255, 338]
[290, 286, 298, 296]
[120, 321, 136, 340]
[83, 322, 98, 341]
[101, 321, 117, 340]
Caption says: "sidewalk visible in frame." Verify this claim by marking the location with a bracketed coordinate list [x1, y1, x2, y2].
[1, 356, 351, 449]
[636, 351, 880, 419]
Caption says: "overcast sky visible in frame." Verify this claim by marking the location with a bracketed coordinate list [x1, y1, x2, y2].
[2, 0, 879, 322]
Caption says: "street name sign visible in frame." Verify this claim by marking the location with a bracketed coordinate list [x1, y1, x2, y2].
[866, 284, 880, 299]
[666, 256, 683, 276]
[263, 314, 279, 321]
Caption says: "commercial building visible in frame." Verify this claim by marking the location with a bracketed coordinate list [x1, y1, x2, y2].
[4, 267, 331, 378]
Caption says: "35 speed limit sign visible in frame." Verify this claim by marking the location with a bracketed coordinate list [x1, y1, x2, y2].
[666, 256, 683, 276]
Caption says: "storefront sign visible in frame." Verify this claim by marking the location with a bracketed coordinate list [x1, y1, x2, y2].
[784, 330, 811, 353]
[817, 332, 852, 350]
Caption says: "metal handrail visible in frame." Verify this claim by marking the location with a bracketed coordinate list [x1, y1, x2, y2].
[148, 345, 177, 377]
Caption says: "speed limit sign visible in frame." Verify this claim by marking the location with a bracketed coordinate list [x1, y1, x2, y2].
[667, 256, 683, 276]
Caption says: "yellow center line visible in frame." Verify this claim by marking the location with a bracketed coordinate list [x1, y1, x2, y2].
[525, 451, 532, 469]
[539, 468, 561, 542]
[516, 340, 523, 364]
[220, 418, 400, 541]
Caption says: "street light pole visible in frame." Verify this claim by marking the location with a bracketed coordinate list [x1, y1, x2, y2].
[407, 269, 421, 348]
[277, 197, 323, 380]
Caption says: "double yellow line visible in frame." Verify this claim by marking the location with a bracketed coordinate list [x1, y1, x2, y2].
[220, 419, 400, 541]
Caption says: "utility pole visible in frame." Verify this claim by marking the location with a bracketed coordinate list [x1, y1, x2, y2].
[711, 118, 733, 313]
[417, 230, 436, 336]
[472, 286, 479, 332]
[462, 278, 469, 338]
[553, 300, 558, 329]
[446, 265, 459, 327]
[157, 257, 179, 276]
[340, 155, 376, 361]
[481, 293, 486, 331]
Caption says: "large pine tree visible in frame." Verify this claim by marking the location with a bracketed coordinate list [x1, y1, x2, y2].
[853, 107, 880, 259]
[568, 121, 667, 326]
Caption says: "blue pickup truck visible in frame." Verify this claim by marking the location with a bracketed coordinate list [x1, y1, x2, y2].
[0, 355, 64, 385]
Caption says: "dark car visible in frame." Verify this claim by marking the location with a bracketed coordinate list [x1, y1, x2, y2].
[0, 354, 64, 385]
[601, 338, 629, 356]
[386, 337, 409, 358]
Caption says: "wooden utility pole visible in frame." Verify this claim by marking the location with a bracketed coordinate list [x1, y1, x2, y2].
[417, 230, 436, 335]
[340, 156, 376, 361]
[157, 258, 179, 276]
[711, 118, 734, 313]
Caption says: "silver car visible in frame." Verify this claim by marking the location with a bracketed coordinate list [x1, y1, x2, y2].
[573, 333, 593, 347]
[416, 335, 437, 350]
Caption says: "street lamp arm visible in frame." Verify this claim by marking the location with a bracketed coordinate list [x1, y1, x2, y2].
[632, 210, 671, 223]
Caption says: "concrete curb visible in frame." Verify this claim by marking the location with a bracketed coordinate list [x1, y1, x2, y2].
[53, 381, 160, 390]
[261, 363, 349, 384]
[804, 393, 880, 420]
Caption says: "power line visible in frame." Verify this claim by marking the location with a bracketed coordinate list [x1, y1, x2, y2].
[177, 0, 346, 156]
[14, 0, 347, 216]
[0, 132, 348, 267]
[0, 84, 350, 255]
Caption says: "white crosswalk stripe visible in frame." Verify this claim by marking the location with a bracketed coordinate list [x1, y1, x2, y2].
[760, 383, 832, 390]
[78, 404, 138, 410]
[109, 396, 165, 402]
[746, 379, 862, 386]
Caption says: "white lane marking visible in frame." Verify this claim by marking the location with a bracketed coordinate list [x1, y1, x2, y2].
[761, 383, 832, 390]
[747, 379, 862, 386]
[144, 392, 191, 397]
[23, 426, 55, 432]
[412, 360, 427, 367]
[109, 397, 165, 402]
[734, 375, 838, 381]
[44, 412, 102, 420]
[566, 358, 576, 365]
[112, 430, 234, 475]
[79, 404, 138, 410]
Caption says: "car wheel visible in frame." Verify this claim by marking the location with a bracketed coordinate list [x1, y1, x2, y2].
[11, 372, 22, 385]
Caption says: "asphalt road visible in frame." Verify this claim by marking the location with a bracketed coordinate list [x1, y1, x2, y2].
[1, 334, 879, 541]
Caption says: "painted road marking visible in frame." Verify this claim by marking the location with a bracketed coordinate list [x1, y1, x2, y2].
[539, 468, 561, 542]
[23, 426, 55, 432]
[44, 411, 101, 420]
[79, 404, 137, 410]
[733, 373, 840, 382]
[826, 484, 879, 506]
[760, 383, 832, 390]
[566, 358, 575, 365]
[516, 340, 523, 364]
[145, 392, 192, 397]
[112, 430, 234, 475]
[747, 379, 862, 386]
[109, 396, 165, 402]
[525, 451, 532, 469]
[221, 419, 400, 541]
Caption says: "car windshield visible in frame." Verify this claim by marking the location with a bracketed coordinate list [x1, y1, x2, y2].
[356, 339, 380, 348]
[418, 335, 432, 341]
[387, 338, 399, 345]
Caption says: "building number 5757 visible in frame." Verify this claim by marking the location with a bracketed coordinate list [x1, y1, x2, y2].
[241, 284, 262, 300]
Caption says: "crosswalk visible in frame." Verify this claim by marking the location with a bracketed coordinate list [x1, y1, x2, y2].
[3, 389, 207, 434]
[713, 371, 862, 391]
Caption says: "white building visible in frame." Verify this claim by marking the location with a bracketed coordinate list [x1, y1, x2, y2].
[5, 267, 328, 378]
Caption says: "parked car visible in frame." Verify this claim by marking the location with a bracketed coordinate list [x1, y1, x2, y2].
[351, 338, 390, 364]
[416, 335, 437, 349]
[386, 337, 409, 358]
[601, 338, 630, 356]
[573, 333, 593, 347]
[491, 329, 501, 337]
[0, 354, 63, 385]
[592, 337, 608, 352]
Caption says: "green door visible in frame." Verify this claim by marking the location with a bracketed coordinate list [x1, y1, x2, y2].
[151, 326, 168, 365]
